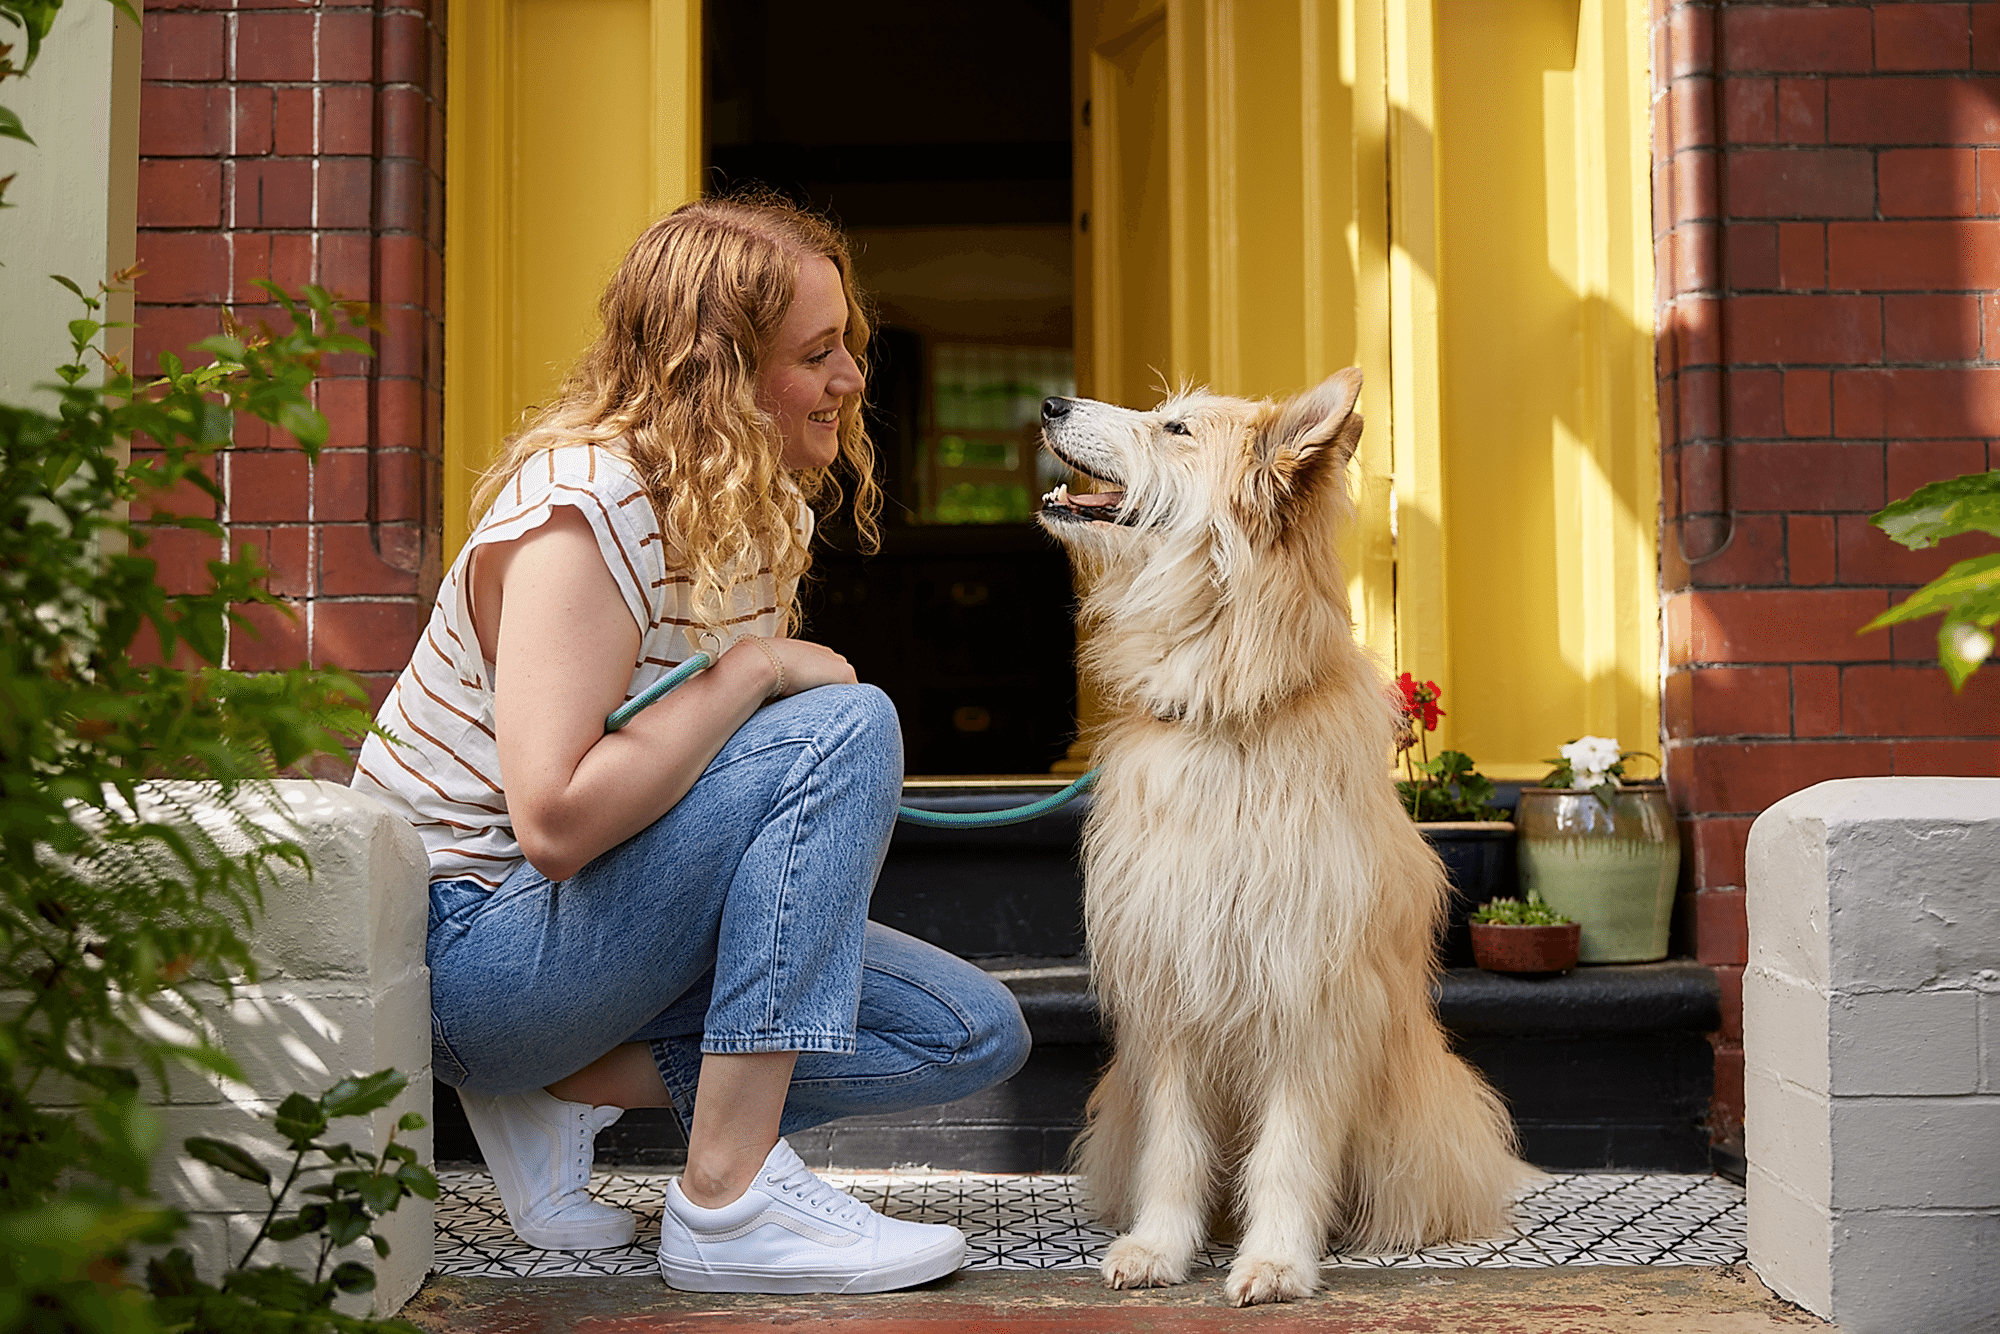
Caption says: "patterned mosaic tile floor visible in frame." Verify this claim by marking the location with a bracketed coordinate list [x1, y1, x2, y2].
[433, 1168, 1745, 1278]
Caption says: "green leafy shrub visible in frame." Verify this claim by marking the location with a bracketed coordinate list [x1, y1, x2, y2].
[2, 6, 433, 1324]
[1862, 470, 2000, 689]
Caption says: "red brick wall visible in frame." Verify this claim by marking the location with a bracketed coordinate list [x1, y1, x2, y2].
[1654, 0, 2000, 1145]
[135, 0, 445, 716]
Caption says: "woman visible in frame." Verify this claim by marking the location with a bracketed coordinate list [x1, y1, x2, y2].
[351, 196, 1030, 1294]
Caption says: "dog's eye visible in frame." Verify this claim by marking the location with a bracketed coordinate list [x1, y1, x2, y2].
[1161, 420, 1191, 436]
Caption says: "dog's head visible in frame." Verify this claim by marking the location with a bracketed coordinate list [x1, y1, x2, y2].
[1035, 370, 1367, 726]
[1036, 368, 1363, 562]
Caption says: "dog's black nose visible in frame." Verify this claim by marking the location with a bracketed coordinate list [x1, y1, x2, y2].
[1042, 396, 1072, 422]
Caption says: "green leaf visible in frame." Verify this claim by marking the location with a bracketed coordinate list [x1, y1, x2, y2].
[1862, 553, 2000, 631]
[223, 1265, 322, 1314]
[146, 1247, 201, 1298]
[331, 1260, 377, 1294]
[275, 1091, 328, 1147]
[276, 399, 328, 450]
[265, 1216, 310, 1242]
[1870, 470, 2000, 549]
[0, 106, 33, 145]
[321, 1068, 407, 1119]
[1941, 618, 1996, 691]
[397, 1111, 427, 1132]
[357, 1173, 402, 1215]
[49, 273, 87, 300]
[68, 318, 101, 347]
[194, 334, 248, 362]
[395, 1161, 439, 1200]
[325, 1198, 371, 1248]
[184, 1136, 272, 1186]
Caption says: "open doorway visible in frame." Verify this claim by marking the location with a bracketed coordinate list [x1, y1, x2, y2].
[705, 1, 1079, 777]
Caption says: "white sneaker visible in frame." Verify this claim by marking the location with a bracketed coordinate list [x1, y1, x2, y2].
[459, 1086, 636, 1250]
[657, 1139, 965, 1293]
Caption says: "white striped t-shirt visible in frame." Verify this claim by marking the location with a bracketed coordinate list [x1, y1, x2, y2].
[350, 443, 798, 886]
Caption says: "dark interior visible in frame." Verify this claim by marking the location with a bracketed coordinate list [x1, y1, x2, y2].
[706, 0, 1081, 776]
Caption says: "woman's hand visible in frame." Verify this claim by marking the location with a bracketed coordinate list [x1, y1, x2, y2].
[733, 636, 857, 698]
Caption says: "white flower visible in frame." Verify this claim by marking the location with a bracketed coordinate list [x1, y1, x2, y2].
[1949, 622, 1995, 666]
[1561, 735, 1625, 789]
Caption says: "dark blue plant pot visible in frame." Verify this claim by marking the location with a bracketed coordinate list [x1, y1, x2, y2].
[1421, 822, 1519, 967]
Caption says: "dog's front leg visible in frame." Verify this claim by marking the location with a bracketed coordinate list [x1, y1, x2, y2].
[1098, 1043, 1211, 1290]
[1223, 1068, 1346, 1306]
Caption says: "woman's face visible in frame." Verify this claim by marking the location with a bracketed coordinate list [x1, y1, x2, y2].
[758, 255, 864, 471]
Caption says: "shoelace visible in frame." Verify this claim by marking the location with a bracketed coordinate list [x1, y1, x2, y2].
[764, 1161, 869, 1224]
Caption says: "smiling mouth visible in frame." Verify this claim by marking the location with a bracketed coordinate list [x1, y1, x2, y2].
[1038, 437, 1134, 525]
[807, 409, 838, 424]
[1039, 481, 1132, 525]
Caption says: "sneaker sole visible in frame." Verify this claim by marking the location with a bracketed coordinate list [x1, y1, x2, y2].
[513, 1212, 638, 1252]
[657, 1231, 965, 1294]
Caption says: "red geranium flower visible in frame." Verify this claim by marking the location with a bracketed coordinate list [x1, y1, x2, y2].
[1395, 671, 1444, 732]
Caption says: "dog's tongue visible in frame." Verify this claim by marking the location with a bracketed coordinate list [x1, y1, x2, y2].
[1068, 492, 1122, 507]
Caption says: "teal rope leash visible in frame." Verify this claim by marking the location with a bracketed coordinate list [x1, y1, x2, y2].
[604, 652, 716, 731]
[604, 650, 1100, 829]
[893, 769, 1098, 829]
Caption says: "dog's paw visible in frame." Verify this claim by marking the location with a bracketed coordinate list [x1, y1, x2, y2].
[1224, 1254, 1319, 1306]
[1100, 1236, 1188, 1289]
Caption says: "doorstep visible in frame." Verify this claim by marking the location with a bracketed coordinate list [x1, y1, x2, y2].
[433, 958, 1721, 1174]
[405, 1168, 1829, 1334]
[401, 1266, 1832, 1334]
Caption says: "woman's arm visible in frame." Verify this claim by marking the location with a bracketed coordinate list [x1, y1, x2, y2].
[481, 506, 855, 881]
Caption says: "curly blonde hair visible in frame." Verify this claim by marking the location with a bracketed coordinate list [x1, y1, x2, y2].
[471, 193, 882, 637]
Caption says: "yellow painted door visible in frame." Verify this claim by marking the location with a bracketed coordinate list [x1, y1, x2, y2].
[1073, 0, 1657, 777]
[1072, 0, 1397, 668]
[443, 0, 701, 558]
[443, 0, 1659, 775]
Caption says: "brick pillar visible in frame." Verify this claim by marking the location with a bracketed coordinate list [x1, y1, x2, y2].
[135, 1, 445, 716]
[1653, 0, 2000, 1148]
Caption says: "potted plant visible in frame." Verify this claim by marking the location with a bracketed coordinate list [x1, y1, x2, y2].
[1515, 736, 1680, 963]
[1395, 674, 1512, 965]
[1469, 892, 1581, 974]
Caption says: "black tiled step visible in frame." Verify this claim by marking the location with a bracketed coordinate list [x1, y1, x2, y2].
[435, 959, 1719, 1174]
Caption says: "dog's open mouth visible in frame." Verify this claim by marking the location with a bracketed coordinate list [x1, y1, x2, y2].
[1040, 481, 1130, 525]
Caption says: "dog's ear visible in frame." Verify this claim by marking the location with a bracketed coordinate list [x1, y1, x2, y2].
[1249, 368, 1363, 514]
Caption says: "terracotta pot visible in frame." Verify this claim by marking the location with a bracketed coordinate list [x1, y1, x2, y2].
[1515, 783, 1681, 964]
[1470, 920, 1582, 974]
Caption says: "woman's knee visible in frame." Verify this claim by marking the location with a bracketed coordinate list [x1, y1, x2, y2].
[814, 683, 901, 770]
[957, 968, 1032, 1087]
[785, 682, 902, 819]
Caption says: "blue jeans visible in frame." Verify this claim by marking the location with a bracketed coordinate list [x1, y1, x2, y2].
[425, 684, 1030, 1136]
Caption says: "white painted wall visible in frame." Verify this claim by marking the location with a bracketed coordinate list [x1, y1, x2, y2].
[0, 0, 139, 407]
[62, 782, 437, 1317]
[1745, 777, 2000, 1334]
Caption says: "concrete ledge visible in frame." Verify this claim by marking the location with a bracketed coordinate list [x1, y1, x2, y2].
[1745, 776, 2000, 1334]
[104, 782, 434, 1316]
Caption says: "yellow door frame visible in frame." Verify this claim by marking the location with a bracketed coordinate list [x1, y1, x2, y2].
[443, 0, 702, 559]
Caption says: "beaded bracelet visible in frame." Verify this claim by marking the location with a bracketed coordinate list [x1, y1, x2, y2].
[746, 635, 785, 700]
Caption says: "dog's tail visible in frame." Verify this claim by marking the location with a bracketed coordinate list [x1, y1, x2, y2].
[1341, 1012, 1533, 1253]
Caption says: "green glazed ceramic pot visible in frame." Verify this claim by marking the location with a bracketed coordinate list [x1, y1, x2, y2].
[1515, 784, 1680, 963]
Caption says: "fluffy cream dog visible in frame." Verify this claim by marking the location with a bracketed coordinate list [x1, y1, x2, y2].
[1037, 369, 1527, 1306]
